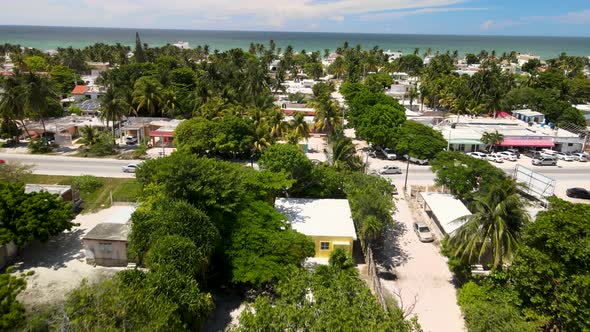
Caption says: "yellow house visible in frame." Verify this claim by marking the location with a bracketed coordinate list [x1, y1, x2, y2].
[275, 198, 357, 259]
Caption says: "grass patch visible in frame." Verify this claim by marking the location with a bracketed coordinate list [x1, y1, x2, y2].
[21, 174, 141, 212]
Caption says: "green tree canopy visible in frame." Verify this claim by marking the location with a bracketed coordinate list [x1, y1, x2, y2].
[226, 201, 314, 286]
[0, 271, 26, 330]
[355, 103, 406, 148]
[396, 121, 447, 159]
[430, 151, 508, 200]
[0, 182, 75, 247]
[509, 198, 590, 331]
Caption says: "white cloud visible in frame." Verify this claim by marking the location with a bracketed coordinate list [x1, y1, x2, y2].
[480, 8, 590, 32]
[554, 9, 590, 24]
[0, 0, 471, 29]
[480, 20, 494, 30]
[361, 6, 487, 21]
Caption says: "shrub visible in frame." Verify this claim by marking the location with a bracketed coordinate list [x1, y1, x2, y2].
[88, 132, 115, 156]
[72, 175, 103, 193]
[28, 138, 52, 154]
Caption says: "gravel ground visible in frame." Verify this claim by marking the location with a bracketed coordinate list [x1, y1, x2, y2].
[12, 207, 129, 307]
[381, 195, 466, 332]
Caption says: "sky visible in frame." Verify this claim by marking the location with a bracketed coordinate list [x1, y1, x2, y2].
[1, 0, 589, 36]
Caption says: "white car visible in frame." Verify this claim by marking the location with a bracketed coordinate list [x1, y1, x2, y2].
[541, 148, 558, 156]
[554, 152, 576, 161]
[413, 222, 434, 242]
[122, 163, 140, 173]
[497, 151, 517, 161]
[486, 153, 504, 163]
[378, 165, 403, 175]
[467, 152, 488, 159]
[571, 153, 588, 162]
[381, 148, 397, 160]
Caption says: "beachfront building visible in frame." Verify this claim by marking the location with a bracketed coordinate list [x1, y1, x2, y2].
[384, 50, 403, 62]
[274, 198, 357, 260]
[436, 116, 586, 153]
[513, 109, 545, 124]
[147, 119, 185, 147]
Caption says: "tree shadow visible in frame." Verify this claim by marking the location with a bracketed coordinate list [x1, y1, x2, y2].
[372, 220, 409, 270]
[202, 289, 244, 332]
[12, 229, 85, 271]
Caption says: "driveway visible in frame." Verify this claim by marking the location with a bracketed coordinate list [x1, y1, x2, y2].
[380, 195, 466, 332]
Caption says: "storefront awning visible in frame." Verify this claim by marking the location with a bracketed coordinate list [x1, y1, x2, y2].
[449, 139, 483, 145]
[498, 139, 554, 147]
[148, 130, 174, 138]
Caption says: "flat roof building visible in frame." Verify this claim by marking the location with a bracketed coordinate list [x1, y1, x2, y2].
[275, 198, 357, 259]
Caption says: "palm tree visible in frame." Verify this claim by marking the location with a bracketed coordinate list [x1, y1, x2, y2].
[325, 134, 364, 171]
[449, 179, 529, 269]
[481, 130, 504, 152]
[0, 74, 30, 139]
[269, 109, 288, 138]
[78, 125, 99, 147]
[22, 73, 56, 137]
[132, 76, 162, 116]
[408, 85, 419, 110]
[290, 112, 310, 142]
[99, 88, 128, 137]
[311, 97, 341, 136]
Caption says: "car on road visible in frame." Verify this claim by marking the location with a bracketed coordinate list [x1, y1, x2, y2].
[570, 153, 588, 162]
[381, 148, 397, 160]
[486, 153, 504, 163]
[532, 156, 557, 166]
[466, 151, 487, 159]
[566, 188, 590, 199]
[122, 163, 140, 173]
[379, 165, 403, 175]
[554, 152, 576, 161]
[413, 222, 434, 242]
[497, 151, 517, 161]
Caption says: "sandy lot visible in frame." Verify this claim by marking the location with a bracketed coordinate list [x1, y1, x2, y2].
[12, 207, 130, 307]
[380, 195, 466, 332]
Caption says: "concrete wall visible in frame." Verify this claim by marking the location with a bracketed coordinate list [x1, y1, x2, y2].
[310, 236, 354, 258]
[84, 239, 128, 267]
[0, 242, 18, 269]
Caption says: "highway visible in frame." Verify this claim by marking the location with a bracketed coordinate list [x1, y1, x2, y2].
[0, 153, 140, 178]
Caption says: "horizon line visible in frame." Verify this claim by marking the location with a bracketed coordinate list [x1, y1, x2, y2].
[1, 24, 590, 39]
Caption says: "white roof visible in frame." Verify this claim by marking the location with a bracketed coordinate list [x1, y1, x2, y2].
[275, 198, 357, 239]
[513, 109, 544, 117]
[420, 192, 471, 235]
[25, 184, 71, 195]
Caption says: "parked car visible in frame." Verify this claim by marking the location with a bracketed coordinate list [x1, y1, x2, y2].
[497, 151, 517, 161]
[570, 153, 588, 162]
[381, 148, 397, 160]
[466, 151, 487, 159]
[403, 154, 429, 165]
[125, 136, 138, 145]
[379, 165, 403, 175]
[122, 163, 140, 173]
[532, 156, 557, 166]
[565, 187, 590, 199]
[555, 152, 576, 161]
[505, 148, 521, 158]
[524, 149, 543, 159]
[413, 222, 434, 242]
[486, 153, 504, 163]
[541, 148, 558, 156]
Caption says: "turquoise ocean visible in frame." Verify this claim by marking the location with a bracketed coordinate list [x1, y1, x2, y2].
[1, 25, 590, 60]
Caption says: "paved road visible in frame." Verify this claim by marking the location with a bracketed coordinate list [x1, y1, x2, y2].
[0, 153, 140, 178]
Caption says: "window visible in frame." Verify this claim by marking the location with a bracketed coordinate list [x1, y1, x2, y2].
[458, 144, 465, 151]
[568, 143, 573, 147]
[320, 241, 330, 250]
[98, 242, 113, 254]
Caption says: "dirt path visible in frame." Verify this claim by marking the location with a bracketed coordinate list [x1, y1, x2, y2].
[381, 195, 466, 332]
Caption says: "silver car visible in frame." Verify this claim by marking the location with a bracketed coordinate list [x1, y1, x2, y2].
[413, 222, 434, 242]
[532, 156, 557, 166]
[486, 153, 504, 163]
[122, 163, 140, 173]
[497, 151, 517, 161]
[570, 153, 588, 162]
[555, 152, 575, 161]
[379, 165, 402, 175]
